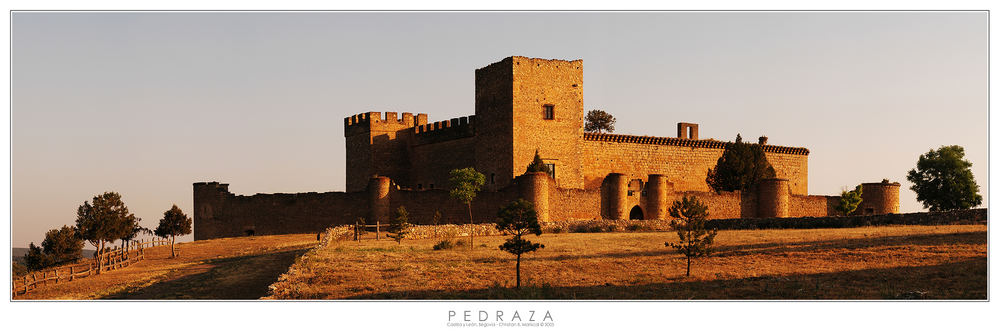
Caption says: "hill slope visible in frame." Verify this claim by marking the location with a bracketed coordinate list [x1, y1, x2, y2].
[14, 234, 317, 300]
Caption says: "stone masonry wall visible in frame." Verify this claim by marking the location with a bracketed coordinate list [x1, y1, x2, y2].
[193, 182, 367, 240]
[580, 136, 809, 195]
[407, 136, 476, 191]
[511, 57, 586, 189]
[548, 186, 602, 221]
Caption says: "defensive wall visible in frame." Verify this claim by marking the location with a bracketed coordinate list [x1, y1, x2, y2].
[194, 172, 892, 240]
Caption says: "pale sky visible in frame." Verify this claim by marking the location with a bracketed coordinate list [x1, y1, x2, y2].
[11, 12, 987, 248]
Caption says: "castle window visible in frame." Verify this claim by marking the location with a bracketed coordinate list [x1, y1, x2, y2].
[544, 163, 556, 179]
[543, 105, 555, 120]
[430, 184, 434, 189]
[417, 184, 423, 190]
[491, 173, 496, 184]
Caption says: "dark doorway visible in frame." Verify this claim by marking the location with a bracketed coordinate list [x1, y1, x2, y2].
[629, 206, 644, 220]
[245, 229, 255, 236]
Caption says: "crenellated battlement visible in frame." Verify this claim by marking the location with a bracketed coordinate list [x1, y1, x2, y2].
[193, 181, 230, 193]
[413, 115, 476, 145]
[583, 132, 810, 155]
[343, 111, 429, 135]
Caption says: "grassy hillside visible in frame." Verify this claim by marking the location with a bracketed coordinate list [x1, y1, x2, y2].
[14, 234, 317, 300]
[268, 224, 987, 300]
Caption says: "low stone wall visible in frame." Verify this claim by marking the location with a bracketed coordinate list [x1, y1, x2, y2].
[705, 208, 987, 230]
[542, 219, 674, 232]
[321, 219, 673, 245]
[319, 208, 987, 246]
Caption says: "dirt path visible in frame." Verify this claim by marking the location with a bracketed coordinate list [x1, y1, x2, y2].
[104, 248, 309, 299]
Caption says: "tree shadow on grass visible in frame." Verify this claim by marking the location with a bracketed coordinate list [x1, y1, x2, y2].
[102, 248, 309, 300]
[468, 230, 986, 264]
[352, 229, 984, 266]
[344, 258, 986, 300]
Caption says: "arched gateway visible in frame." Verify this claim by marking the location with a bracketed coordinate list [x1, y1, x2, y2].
[629, 206, 644, 220]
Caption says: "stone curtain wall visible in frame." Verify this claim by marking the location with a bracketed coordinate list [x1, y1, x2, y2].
[548, 187, 602, 220]
[407, 136, 477, 191]
[193, 182, 368, 240]
[580, 136, 810, 195]
[195, 177, 851, 241]
[679, 190, 753, 219]
[789, 195, 839, 217]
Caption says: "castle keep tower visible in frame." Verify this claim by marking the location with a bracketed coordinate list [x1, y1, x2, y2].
[475, 56, 586, 189]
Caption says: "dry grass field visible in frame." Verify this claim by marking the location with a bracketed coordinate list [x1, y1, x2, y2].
[14, 234, 317, 300]
[268, 224, 987, 300]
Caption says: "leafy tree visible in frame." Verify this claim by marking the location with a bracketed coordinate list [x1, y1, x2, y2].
[836, 185, 864, 216]
[22, 242, 51, 271]
[449, 167, 486, 248]
[41, 225, 85, 266]
[386, 206, 413, 244]
[12, 262, 28, 277]
[525, 149, 551, 174]
[154, 204, 193, 258]
[120, 224, 151, 249]
[665, 196, 717, 277]
[75, 192, 140, 273]
[584, 109, 616, 133]
[706, 134, 777, 192]
[496, 199, 545, 288]
[906, 145, 983, 211]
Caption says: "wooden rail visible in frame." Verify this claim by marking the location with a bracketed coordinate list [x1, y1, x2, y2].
[353, 221, 384, 242]
[12, 238, 171, 297]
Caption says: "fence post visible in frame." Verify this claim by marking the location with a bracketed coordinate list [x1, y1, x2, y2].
[69, 266, 74, 281]
[376, 220, 380, 240]
[23, 276, 28, 294]
[55, 269, 60, 283]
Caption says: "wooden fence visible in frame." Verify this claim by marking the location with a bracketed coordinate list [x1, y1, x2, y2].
[12, 238, 171, 297]
[353, 221, 385, 242]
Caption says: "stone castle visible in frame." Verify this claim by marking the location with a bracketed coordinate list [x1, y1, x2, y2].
[193, 56, 900, 240]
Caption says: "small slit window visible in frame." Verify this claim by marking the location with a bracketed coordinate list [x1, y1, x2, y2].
[543, 105, 555, 120]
